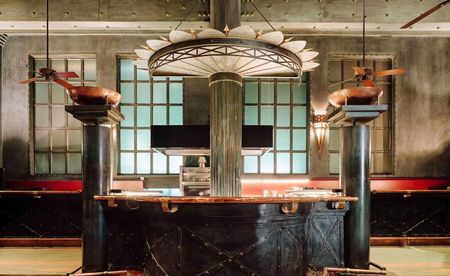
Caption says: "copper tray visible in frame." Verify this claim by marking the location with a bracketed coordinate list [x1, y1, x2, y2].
[328, 86, 383, 108]
[67, 86, 121, 106]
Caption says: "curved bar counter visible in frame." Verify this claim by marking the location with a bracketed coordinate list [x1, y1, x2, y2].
[95, 195, 356, 276]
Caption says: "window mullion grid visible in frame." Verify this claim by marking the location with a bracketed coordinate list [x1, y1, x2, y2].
[273, 79, 278, 174]
[134, 65, 138, 174]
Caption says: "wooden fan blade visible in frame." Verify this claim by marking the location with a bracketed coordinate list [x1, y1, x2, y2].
[54, 71, 79, 78]
[328, 77, 357, 88]
[374, 68, 406, 77]
[352, 66, 366, 75]
[401, 0, 449, 29]
[53, 78, 75, 90]
[19, 77, 40, 84]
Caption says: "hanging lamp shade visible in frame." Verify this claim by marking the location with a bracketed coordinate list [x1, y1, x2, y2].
[134, 26, 319, 78]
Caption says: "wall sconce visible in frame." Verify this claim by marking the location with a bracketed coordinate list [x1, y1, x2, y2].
[312, 114, 328, 159]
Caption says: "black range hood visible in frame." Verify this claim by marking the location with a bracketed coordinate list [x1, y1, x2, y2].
[151, 125, 273, 156]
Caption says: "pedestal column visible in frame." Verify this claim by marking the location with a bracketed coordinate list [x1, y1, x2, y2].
[329, 105, 387, 269]
[66, 105, 123, 272]
[209, 72, 242, 197]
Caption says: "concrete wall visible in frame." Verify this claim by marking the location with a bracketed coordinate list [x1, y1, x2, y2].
[1, 34, 449, 181]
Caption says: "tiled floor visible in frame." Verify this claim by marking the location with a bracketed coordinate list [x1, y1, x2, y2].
[0, 246, 449, 275]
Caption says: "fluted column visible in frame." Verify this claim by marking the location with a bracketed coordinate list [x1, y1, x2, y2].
[209, 72, 242, 197]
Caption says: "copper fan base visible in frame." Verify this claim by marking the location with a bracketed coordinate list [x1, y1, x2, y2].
[328, 86, 383, 108]
[68, 86, 121, 106]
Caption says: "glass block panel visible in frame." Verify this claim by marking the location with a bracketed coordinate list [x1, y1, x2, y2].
[292, 153, 307, 173]
[52, 59, 65, 73]
[52, 106, 66, 127]
[260, 106, 274, 125]
[68, 114, 81, 127]
[292, 129, 306, 150]
[153, 76, 166, 81]
[374, 112, 389, 128]
[169, 156, 183, 174]
[137, 106, 151, 127]
[169, 77, 182, 81]
[35, 129, 49, 151]
[169, 83, 183, 104]
[67, 129, 81, 151]
[377, 84, 390, 104]
[120, 106, 134, 127]
[329, 129, 340, 151]
[67, 153, 82, 174]
[35, 83, 49, 104]
[51, 83, 65, 104]
[120, 83, 134, 104]
[343, 60, 357, 79]
[84, 59, 96, 81]
[137, 153, 151, 174]
[120, 153, 135, 174]
[244, 106, 258, 125]
[276, 106, 290, 127]
[136, 129, 151, 150]
[120, 59, 134, 80]
[373, 129, 390, 151]
[35, 106, 50, 128]
[35, 59, 47, 71]
[277, 82, 290, 104]
[35, 153, 49, 174]
[373, 152, 391, 174]
[293, 84, 307, 104]
[67, 59, 81, 80]
[243, 156, 258, 173]
[261, 82, 274, 104]
[137, 68, 149, 81]
[260, 152, 274, 173]
[137, 83, 151, 103]
[153, 152, 167, 174]
[276, 129, 290, 150]
[120, 129, 134, 150]
[169, 106, 183, 125]
[244, 82, 258, 104]
[276, 153, 290, 173]
[153, 83, 167, 103]
[329, 152, 340, 174]
[153, 106, 167, 125]
[51, 129, 66, 151]
[292, 106, 307, 127]
[51, 153, 66, 174]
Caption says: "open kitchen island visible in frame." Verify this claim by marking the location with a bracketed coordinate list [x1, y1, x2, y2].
[95, 195, 356, 275]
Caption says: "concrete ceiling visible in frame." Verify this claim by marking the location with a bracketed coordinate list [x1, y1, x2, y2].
[0, 0, 449, 35]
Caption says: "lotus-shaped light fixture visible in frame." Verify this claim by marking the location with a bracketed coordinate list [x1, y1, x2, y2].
[134, 25, 319, 78]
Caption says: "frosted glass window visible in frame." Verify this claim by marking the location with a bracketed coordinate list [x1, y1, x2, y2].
[277, 83, 290, 103]
[293, 153, 307, 174]
[276, 106, 290, 127]
[244, 156, 258, 173]
[244, 106, 258, 125]
[276, 153, 290, 173]
[120, 59, 134, 80]
[243, 76, 309, 174]
[137, 106, 151, 127]
[169, 106, 183, 125]
[169, 83, 183, 104]
[329, 153, 340, 174]
[153, 83, 167, 103]
[137, 83, 151, 103]
[245, 82, 258, 104]
[120, 83, 134, 103]
[153, 152, 167, 174]
[117, 58, 184, 175]
[33, 57, 93, 175]
[329, 129, 340, 151]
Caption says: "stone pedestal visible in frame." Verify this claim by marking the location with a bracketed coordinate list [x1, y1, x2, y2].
[329, 105, 387, 269]
[65, 105, 123, 272]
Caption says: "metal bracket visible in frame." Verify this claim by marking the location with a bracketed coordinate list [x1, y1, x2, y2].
[162, 201, 178, 213]
[107, 199, 118, 208]
[280, 202, 299, 214]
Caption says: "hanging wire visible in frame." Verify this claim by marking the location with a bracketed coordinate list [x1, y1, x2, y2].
[46, 0, 49, 68]
[362, 0, 366, 67]
[250, 1, 276, 31]
[175, 0, 199, 30]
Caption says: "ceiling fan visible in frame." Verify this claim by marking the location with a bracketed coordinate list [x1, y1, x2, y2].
[401, 0, 449, 29]
[328, 0, 406, 108]
[19, 0, 78, 84]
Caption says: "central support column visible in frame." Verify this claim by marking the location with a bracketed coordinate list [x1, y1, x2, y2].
[210, 0, 241, 30]
[209, 72, 242, 197]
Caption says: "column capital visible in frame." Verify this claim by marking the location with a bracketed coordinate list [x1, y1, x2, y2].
[65, 105, 124, 125]
[328, 105, 388, 126]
